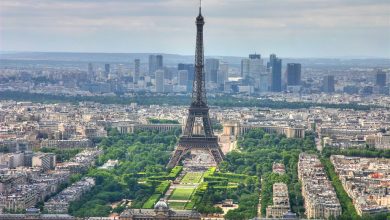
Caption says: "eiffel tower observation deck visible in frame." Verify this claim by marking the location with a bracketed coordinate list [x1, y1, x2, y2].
[167, 2, 224, 169]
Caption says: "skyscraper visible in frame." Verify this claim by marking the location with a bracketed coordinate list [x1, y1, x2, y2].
[205, 58, 219, 83]
[217, 62, 229, 87]
[269, 55, 282, 92]
[287, 63, 302, 86]
[241, 59, 250, 77]
[149, 55, 163, 75]
[104, 64, 110, 78]
[376, 70, 387, 87]
[178, 70, 189, 86]
[323, 75, 335, 93]
[178, 63, 195, 92]
[155, 70, 165, 93]
[88, 63, 94, 78]
[249, 54, 263, 79]
[249, 54, 261, 60]
[134, 59, 140, 83]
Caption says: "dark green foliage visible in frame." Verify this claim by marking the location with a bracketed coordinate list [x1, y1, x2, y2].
[147, 118, 180, 124]
[224, 193, 259, 220]
[260, 173, 289, 215]
[220, 129, 316, 218]
[168, 166, 183, 179]
[321, 157, 359, 219]
[0, 91, 376, 110]
[68, 129, 179, 217]
[322, 147, 390, 158]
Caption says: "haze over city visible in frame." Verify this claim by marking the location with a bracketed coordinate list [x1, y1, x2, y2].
[1, 0, 389, 58]
[0, 1, 389, 220]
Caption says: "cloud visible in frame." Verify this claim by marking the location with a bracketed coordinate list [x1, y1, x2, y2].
[0, 0, 389, 57]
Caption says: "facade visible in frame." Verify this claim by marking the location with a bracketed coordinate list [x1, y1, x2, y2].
[205, 58, 219, 83]
[266, 183, 290, 218]
[149, 55, 163, 75]
[241, 59, 250, 77]
[322, 75, 335, 93]
[217, 62, 228, 87]
[44, 178, 95, 214]
[104, 64, 110, 78]
[331, 155, 389, 216]
[32, 153, 56, 171]
[155, 70, 165, 93]
[298, 153, 341, 219]
[376, 70, 387, 87]
[222, 122, 305, 139]
[134, 59, 140, 83]
[270, 55, 282, 92]
[178, 70, 189, 87]
[40, 139, 93, 149]
[286, 63, 302, 86]
[178, 63, 195, 92]
[120, 200, 201, 220]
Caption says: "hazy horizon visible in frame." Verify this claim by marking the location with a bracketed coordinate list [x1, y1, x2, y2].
[1, 0, 389, 58]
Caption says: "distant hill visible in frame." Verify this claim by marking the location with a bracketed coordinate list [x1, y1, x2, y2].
[0, 51, 389, 68]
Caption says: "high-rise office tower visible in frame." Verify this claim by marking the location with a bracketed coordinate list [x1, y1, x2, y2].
[178, 70, 189, 86]
[205, 58, 219, 83]
[156, 55, 163, 69]
[134, 59, 140, 83]
[249, 54, 263, 80]
[178, 63, 195, 92]
[149, 55, 164, 75]
[249, 54, 261, 60]
[88, 63, 94, 79]
[323, 75, 335, 93]
[104, 64, 110, 78]
[287, 63, 302, 86]
[267, 54, 277, 68]
[376, 70, 387, 87]
[155, 69, 165, 93]
[259, 73, 269, 93]
[269, 55, 282, 92]
[241, 59, 250, 77]
[217, 62, 229, 86]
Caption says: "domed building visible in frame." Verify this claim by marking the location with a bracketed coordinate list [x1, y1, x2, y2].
[119, 199, 201, 220]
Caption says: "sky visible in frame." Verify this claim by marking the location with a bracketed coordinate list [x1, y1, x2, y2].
[0, 0, 389, 58]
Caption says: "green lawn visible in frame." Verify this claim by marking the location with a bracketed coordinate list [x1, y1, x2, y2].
[142, 194, 161, 209]
[169, 188, 195, 200]
[181, 172, 204, 184]
[168, 202, 187, 210]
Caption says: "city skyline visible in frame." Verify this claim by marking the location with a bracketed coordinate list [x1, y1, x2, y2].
[1, 0, 389, 58]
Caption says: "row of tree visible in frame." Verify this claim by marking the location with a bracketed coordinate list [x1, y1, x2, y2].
[0, 90, 376, 111]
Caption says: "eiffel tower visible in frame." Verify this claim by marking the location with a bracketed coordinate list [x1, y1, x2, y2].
[167, 2, 224, 168]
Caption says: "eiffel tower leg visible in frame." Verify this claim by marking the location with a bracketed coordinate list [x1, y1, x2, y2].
[209, 148, 224, 164]
[167, 149, 183, 168]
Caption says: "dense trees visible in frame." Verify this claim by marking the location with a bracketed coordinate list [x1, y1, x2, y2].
[220, 129, 317, 218]
[0, 91, 375, 110]
[68, 129, 179, 217]
[321, 158, 359, 219]
[147, 118, 180, 124]
[322, 147, 390, 159]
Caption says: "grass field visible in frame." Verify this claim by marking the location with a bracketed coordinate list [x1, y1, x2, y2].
[142, 194, 161, 208]
[169, 188, 195, 200]
[168, 201, 187, 210]
[181, 172, 204, 184]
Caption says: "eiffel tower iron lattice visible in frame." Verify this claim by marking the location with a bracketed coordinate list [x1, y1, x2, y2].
[167, 4, 224, 168]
